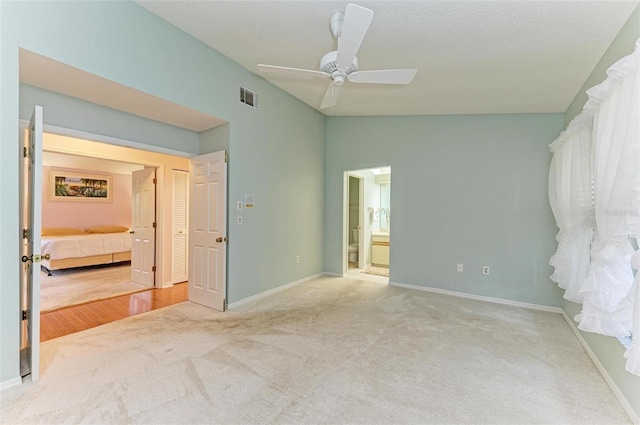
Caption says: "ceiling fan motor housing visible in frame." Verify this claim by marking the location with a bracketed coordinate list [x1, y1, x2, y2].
[320, 50, 358, 76]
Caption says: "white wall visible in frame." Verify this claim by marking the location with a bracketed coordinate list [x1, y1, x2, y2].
[42, 166, 134, 230]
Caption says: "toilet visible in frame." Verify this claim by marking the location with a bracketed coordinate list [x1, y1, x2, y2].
[348, 229, 359, 263]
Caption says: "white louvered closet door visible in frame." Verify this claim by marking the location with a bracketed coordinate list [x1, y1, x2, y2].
[172, 170, 189, 283]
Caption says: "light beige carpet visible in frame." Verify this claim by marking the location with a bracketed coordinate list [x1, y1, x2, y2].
[362, 265, 389, 277]
[40, 264, 148, 312]
[2, 276, 631, 424]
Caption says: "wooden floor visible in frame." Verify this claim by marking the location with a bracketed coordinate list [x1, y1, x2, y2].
[40, 283, 188, 342]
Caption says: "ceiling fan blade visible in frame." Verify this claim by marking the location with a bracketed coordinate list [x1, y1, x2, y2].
[335, 4, 374, 71]
[347, 69, 417, 85]
[257, 64, 330, 79]
[320, 83, 341, 109]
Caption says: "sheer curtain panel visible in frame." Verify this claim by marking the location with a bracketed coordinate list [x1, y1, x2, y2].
[577, 38, 640, 341]
[548, 112, 594, 302]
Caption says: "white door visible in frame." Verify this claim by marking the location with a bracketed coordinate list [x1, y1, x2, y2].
[189, 151, 227, 311]
[131, 168, 156, 287]
[19, 105, 43, 381]
[171, 170, 189, 283]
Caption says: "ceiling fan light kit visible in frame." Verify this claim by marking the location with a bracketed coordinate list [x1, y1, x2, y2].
[257, 3, 418, 110]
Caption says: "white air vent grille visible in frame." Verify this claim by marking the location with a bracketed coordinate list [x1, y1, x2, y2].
[240, 87, 258, 109]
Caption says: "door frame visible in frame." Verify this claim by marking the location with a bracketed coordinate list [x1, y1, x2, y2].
[342, 171, 366, 274]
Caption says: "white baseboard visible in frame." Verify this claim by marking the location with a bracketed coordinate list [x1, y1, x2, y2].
[228, 273, 325, 309]
[560, 311, 640, 425]
[0, 377, 22, 391]
[389, 281, 563, 313]
[323, 271, 342, 277]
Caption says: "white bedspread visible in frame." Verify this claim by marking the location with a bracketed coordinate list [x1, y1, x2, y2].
[41, 232, 132, 260]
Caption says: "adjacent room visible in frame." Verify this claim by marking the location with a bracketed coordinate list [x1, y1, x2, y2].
[1, 1, 639, 424]
[39, 151, 144, 310]
[345, 167, 391, 281]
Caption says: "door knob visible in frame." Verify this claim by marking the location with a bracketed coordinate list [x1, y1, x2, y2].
[215, 237, 228, 243]
[129, 230, 134, 234]
[21, 254, 50, 263]
[216, 237, 222, 243]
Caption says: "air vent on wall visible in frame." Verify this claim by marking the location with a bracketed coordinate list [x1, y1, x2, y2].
[240, 87, 258, 109]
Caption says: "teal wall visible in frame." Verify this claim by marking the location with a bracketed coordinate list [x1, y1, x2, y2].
[199, 124, 230, 155]
[19, 84, 200, 154]
[1, 1, 324, 385]
[325, 114, 565, 307]
[561, 4, 640, 419]
[2, 1, 637, 417]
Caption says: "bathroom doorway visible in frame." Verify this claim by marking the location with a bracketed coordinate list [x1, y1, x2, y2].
[343, 167, 390, 282]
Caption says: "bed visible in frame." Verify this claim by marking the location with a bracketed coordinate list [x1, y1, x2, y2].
[40, 226, 132, 275]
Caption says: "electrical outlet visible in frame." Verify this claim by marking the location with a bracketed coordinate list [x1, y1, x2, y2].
[482, 266, 490, 275]
[295, 256, 300, 264]
[457, 263, 464, 272]
[237, 216, 243, 225]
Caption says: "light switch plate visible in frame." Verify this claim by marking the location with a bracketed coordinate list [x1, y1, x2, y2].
[237, 201, 243, 210]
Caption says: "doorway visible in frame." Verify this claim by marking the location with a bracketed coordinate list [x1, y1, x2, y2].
[16, 50, 230, 383]
[343, 167, 391, 282]
[19, 124, 193, 379]
[39, 150, 152, 313]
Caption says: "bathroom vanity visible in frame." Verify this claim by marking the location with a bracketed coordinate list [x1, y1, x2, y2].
[371, 232, 389, 267]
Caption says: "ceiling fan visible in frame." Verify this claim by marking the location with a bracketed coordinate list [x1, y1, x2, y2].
[257, 3, 417, 109]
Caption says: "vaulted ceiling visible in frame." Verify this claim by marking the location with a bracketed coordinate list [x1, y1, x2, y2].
[138, 1, 638, 116]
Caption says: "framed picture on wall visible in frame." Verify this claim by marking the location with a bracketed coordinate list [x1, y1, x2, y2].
[49, 170, 113, 202]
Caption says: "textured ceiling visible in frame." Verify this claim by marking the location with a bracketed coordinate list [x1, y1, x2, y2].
[138, 0, 638, 116]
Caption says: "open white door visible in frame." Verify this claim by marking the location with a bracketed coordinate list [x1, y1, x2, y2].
[189, 151, 227, 311]
[131, 168, 156, 287]
[19, 105, 43, 381]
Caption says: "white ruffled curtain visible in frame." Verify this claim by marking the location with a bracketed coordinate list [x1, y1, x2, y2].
[548, 112, 594, 302]
[548, 38, 640, 376]
[576, 38, 639, 342]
